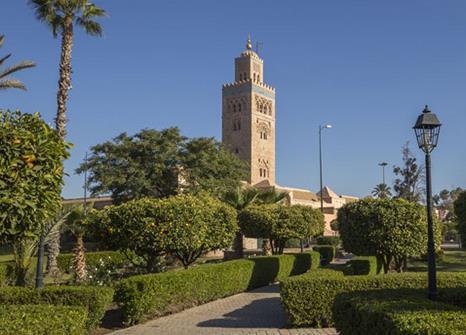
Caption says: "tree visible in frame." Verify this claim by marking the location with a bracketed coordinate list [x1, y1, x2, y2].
[454, 191, 466, 247]
[372, 183, 392, 199]
[29, 0, 106, 277]
[65, 205, 91, 283]
[393, 143, 424, 202]
[28, 0, 106, 139]
[434, 187, 463, 222]
[77, 128, 246, 204]
[222, 186, 262, 258]
[0, 111, 68, 244]
[159, 194, 237, 268]
[337, 198, 441, 273]
[0, 35, 35, 91]
[87, 199, 167, 273]
[239, 204, 323, 254]
[0, 111, 68, 286]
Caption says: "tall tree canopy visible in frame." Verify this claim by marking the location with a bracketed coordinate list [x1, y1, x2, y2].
[28, 0, 106, 139]
[454, 191, 466, 247]
[393, 143, 424, 203]
[77, 128, 247, 203]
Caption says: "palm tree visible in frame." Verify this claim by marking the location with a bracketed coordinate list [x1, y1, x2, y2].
[28, 0, 106, 139]
[65, 204, 89, 283]
[257, 187, 288, 205]
[29, 0, 106, 278]
[223, 186, 262, 258]
[0, 35, 35, 91]
[372, 183, 392, 199]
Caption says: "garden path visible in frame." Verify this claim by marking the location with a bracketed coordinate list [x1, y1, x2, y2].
[109, 284, 337, 335]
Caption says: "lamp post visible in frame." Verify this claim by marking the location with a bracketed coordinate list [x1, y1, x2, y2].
[413, 105, 441, 300]
[319, 124, 332, 212]
[378, 162, 388, 185]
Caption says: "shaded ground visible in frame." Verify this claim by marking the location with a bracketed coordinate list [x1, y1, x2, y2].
[409, 249, 466, 272]
[107, 285, 337, 335]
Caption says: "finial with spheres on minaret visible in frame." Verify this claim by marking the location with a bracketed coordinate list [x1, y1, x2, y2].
[246, 34, 252, 50]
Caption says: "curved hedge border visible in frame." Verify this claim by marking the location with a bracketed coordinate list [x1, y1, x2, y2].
[0, 285, 113, 329]
[0, 304, 88, 335]
[116, 252, 319, 325]
[280, 271, 466, 327]
[57, 251, 130, 273]
[333, 288, 466, 335]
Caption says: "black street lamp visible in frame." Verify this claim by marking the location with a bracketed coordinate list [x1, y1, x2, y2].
[413, 105, 441, 300]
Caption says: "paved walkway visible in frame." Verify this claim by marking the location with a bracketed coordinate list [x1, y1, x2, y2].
[110, 285, 337, 335]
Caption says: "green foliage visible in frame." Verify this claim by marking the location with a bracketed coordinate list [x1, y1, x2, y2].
[29, 0, 107, 38]
[345, 256, 381, 275]
[454, 191, 466, 247]
[0, 262, 14, 286]
[0, 111, 69, 243]
[115, 252, 319, 325]
[316, 236, 340, 246]
[372, 183, 392, 199]
[435, 187, 463, 222]
[393, 143, 424, 202]
[337, 198, 440, 273]
[312, 245, 335, 266]
[90, 195, 238, 270]
[0, 285, 114, 329]
[57, 250, 130, 273]
[0, 35, 35, 91]
[333, 288, 466, 335]
[77, 128, 246, 204]
[0, 304, 88, 335]
[280, 271, 466, 327]
[159, 194, 238, 268]
[239, 204, 324, 254]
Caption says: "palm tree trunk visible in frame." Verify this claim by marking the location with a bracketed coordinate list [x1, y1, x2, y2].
[45, 16, 74, 278]
[56, 15, 73, 139]
[45, 237, 60, 277]
[73, 234, 87, 283]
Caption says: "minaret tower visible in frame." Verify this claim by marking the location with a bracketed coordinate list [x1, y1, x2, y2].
[222, 35, 276, 185]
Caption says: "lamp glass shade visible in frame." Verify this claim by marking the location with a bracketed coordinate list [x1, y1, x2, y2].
[413, 106, 441, 153]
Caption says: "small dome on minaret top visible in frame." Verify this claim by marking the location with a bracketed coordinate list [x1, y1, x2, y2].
[241, 34, 261, 59]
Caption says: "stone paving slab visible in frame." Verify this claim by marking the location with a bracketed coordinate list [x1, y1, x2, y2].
[110, 285, 337, 335]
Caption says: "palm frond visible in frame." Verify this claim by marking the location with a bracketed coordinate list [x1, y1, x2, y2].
[0, 54, 12, 66]
[75, 17, 103, 36]
[0, 79, 26, 90]
[0, 35, 4, 48]
[0, 61, 36, 79]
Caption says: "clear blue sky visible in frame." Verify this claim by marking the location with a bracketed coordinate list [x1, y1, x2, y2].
[2, 0, 466, 198]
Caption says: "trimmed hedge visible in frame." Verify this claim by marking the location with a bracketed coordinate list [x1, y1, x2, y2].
[116, 252, 319, 325]
[57, 250, 130, 273]
[346, 256, 381, 276]
[333, 288, 466, 335]
[0, 304, 88, 335]
[312, 245, 335, 265]
[0, 285, 114, 329]
[280, 271, 466, 327]
[316, 236, 340, 246]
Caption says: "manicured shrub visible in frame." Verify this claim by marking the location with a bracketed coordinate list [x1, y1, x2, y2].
[312, 245, 335, 265]
[0, 285, 114, 329]
[57, 250, 130, 274]
[337, 198, 441, 273]
[345, 256, 381, 276]
[0, 304, 88, 335]
[116, 252, 319, 325]
[280, 271, 466, 327]
[333, 288, 466, 335]
[316, 236, 340, 246]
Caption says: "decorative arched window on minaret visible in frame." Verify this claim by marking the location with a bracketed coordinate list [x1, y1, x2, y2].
[222, 35, 276, 186]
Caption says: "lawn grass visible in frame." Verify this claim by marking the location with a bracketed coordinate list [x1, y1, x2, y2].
[409, 249, 466, 272]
